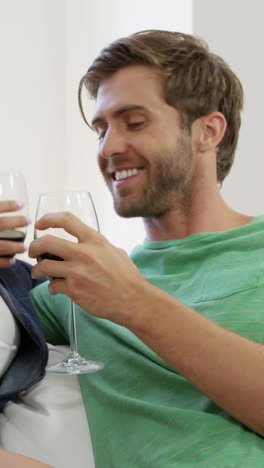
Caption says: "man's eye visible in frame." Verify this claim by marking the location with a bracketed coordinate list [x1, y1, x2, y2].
[128, 121, 144, 129]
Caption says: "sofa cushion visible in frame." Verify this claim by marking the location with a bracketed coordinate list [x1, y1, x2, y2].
[0, 345, 95, 468]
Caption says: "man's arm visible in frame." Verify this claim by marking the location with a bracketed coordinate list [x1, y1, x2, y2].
[29, 212, 264, 436]
[129, 283, 264, 436]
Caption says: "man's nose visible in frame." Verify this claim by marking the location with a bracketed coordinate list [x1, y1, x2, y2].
[99, 128, 128, 159]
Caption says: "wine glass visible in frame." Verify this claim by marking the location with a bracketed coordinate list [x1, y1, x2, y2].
[0, 171, 28, 254]
[35, 191, 104, 374]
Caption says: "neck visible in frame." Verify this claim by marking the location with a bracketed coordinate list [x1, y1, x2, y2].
[143, 183, 253, 242]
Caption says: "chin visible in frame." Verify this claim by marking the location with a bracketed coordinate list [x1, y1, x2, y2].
[114, 206, 141, 218]
[113, 199, 144, 218]
[113, 201, 164, 219]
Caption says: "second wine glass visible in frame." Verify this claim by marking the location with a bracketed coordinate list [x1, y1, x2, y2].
[0, 171, 28, 252]
[35, 191, 104, 374]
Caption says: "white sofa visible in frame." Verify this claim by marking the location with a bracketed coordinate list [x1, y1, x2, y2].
[0, 296, 95, 468]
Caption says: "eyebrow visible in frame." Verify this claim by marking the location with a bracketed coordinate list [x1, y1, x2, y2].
[91, 105, 148, 129]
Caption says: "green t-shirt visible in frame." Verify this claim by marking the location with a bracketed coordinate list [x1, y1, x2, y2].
[31, 215, 264, 467]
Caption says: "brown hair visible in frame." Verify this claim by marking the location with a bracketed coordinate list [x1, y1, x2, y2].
[79, 30, 243, 184]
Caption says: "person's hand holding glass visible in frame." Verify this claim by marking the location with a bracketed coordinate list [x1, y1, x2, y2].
[0, 172, 29, 267]
[34, 191, 104, 374]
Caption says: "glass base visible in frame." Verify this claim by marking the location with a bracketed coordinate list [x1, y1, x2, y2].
[47, 353, 104, 374]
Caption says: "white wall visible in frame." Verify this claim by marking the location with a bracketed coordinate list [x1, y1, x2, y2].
[193, 0, 264, 216]
[0, 0, 67, 247]
[65, 0, 192, 252]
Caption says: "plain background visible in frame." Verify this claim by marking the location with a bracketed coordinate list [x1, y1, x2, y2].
[0, 0, 262, 260]
[193, 0, 264, 217]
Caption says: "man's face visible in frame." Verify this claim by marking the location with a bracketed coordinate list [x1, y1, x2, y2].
[92, 65, 194, 218]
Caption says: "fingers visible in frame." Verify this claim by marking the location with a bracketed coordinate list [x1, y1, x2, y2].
[30, 246, 77, 298]
[0, 200, 29, 231]
[0, 257, 16, 268]
[0, 200, 24, 214]
[31, 258, 68, 281]
[29, 234, 76, 262]
[0, 214, 30, 232]
[35, 212, 97, 242]
[0, 240, 27, 268]
[0, 239, 27, 257]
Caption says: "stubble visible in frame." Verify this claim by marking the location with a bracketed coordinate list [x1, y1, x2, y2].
[112, 131, 194, 219]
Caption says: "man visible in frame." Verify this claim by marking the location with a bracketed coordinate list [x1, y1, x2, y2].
[29, 30, 264, 467]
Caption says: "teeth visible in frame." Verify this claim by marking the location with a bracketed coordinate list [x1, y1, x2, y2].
[115, 168, 142, 181]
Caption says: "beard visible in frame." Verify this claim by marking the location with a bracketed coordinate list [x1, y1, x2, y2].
[105, 131, 194, 218]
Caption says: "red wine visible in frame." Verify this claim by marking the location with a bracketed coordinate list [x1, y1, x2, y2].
[0, 229, 26, 258]
[37, 252, 64, 263]
[37, 252, 64, 280]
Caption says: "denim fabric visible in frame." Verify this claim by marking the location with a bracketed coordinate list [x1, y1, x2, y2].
[0, 261, 48, 409]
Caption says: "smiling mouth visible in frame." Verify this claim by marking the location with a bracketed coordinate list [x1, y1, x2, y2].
[113, 168, 143, 181]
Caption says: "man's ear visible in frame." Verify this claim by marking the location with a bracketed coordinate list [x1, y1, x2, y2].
[192, 112, 227, 153]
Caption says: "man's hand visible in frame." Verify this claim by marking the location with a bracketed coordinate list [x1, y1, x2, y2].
[0, 200, 30, 267]
[29, 212, 149, 327]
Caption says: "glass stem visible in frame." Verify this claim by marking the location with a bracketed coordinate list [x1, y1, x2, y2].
[69, 300, 79, 357]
